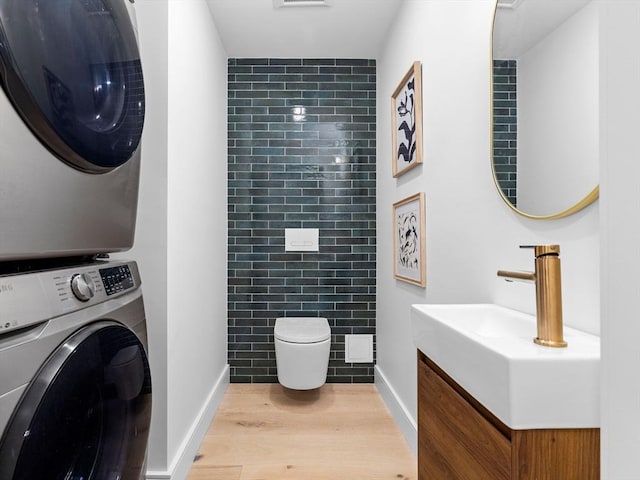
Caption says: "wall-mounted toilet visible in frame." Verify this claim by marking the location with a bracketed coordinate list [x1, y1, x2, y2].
[274, 317, 331, 390]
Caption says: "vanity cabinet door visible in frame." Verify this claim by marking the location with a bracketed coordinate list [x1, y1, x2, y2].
[512, 429, 600, 480]
[418, 358, 511, 480]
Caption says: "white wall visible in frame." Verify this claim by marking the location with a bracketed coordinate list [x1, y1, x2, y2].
[166, 0, 229, 477]
[599, 2, 640, 478]
[377, 0, 599, 450]
[120, 1, 229, 478]
[518, 1, 599, 215]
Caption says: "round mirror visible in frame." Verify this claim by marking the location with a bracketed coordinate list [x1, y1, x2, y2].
[491, 0, 599, 219]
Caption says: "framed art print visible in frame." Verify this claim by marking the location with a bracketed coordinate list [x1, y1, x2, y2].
[393, 193, 426, 287]
[391, 61, 423, 177]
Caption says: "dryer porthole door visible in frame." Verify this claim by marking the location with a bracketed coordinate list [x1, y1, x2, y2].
[0, 0, 145, 173]
[0, 321, 152, 480]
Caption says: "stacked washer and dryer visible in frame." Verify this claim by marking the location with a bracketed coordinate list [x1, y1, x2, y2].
[0, 1, 151, 479]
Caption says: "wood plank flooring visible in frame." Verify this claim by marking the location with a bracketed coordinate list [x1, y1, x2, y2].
[186, 384, 417, 480]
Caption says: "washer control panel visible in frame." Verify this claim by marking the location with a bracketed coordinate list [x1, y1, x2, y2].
[99, 265, 134, 296]
[70, 273, 96, 301]
[0, 261, 141, 336]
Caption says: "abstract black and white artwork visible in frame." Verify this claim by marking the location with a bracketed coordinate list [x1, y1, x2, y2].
[393, 193, 426, 287]
[391, 61, 423, 177]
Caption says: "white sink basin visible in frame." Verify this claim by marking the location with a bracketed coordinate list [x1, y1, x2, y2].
[411, 303, 600, 429]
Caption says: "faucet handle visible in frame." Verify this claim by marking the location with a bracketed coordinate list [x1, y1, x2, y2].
[519, 244, 560, 257]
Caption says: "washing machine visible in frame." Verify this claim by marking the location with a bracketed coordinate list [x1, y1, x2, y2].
[0, 0, 145, 261]
[0, 259, 152, 480]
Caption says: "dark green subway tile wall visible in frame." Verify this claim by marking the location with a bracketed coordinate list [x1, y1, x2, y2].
[228, 59, 377, 384]
[493, 59, 517, 205]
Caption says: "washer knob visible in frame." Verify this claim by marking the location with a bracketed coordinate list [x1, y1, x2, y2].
[70, 273, 95, 302]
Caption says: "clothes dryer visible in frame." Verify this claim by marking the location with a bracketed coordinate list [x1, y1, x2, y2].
[0, 260, 151, 480]
[0, 0, 145, 261]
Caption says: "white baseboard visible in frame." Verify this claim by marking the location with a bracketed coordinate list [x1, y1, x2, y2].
[146, 365, 230, 480]
[375, 365, 417, 455]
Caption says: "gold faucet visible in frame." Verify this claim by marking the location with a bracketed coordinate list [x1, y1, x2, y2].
[498, 245, 568, 348]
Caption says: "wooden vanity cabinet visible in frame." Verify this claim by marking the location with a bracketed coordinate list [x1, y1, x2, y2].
[417, 352, 599, 480]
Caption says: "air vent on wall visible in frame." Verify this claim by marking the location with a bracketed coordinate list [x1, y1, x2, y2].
[273, 0, 331, 8]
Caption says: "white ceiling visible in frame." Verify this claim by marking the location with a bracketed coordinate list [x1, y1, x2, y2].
[206, 0, 402, 58]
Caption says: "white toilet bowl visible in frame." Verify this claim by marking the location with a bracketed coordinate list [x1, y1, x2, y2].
[274, 317, 331, 390]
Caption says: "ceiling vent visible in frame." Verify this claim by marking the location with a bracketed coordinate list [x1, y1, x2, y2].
[273, 0, 331, 8]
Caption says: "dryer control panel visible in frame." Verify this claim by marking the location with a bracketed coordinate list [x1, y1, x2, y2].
[0, 261, 141, 335]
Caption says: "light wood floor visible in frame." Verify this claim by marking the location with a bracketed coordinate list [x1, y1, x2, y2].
[186, 384, 417, 480]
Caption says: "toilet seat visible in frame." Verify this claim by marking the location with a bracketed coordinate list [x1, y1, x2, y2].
[274, 317, 331, 344]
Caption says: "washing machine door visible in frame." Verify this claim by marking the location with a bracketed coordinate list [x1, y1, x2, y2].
[0, 0, 145, 173]
[0, 322, 152, 480]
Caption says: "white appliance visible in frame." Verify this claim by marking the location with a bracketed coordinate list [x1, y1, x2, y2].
[0, 0, 145, 261]
[0, 260, 151, 480]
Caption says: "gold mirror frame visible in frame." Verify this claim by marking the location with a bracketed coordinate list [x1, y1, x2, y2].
[490, 1, 599, 220]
